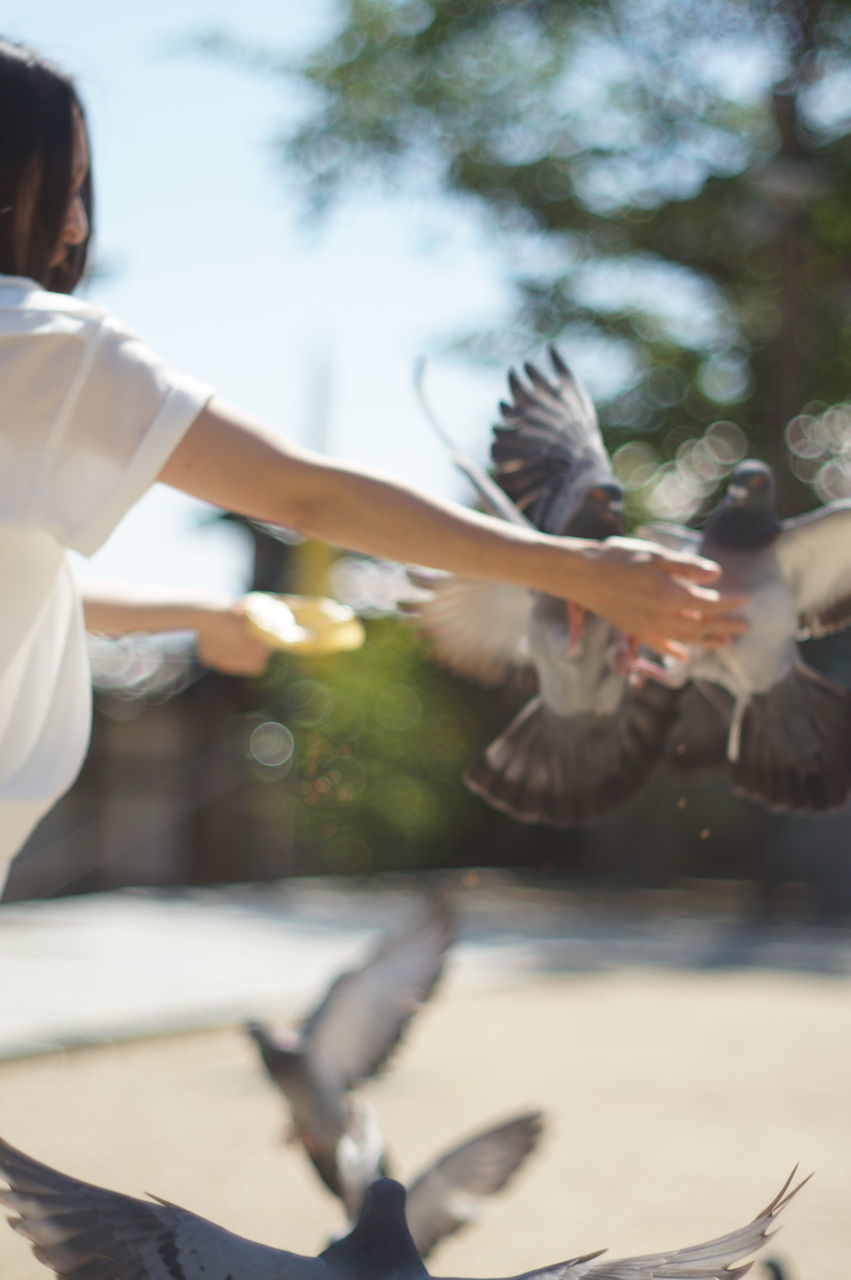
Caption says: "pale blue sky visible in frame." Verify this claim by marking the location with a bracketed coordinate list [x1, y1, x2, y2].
[8, 2, 513, 591]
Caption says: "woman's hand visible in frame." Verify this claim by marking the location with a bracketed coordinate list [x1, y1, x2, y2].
[569, 536, 747, 658]
[192, 598, 275, 676]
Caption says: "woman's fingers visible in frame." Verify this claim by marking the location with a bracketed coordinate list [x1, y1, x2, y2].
[674, 581, 749, 614]
[645, 635, 690, 661]
[657, 554, 721, 585]
[194, 603, 275, 676]
[639, 547, 748, 647]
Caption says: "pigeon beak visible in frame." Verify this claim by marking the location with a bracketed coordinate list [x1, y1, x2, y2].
[727, 483, 749, 505]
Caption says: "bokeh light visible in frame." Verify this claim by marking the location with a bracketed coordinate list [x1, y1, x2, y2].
[785, 401, 851, 501]
[248, 721, 295, 769]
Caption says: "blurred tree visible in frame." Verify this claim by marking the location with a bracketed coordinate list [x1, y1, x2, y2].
[203, 0, 851, 519]
[249, 617, 507, 870]
[189, 1, 851, 914]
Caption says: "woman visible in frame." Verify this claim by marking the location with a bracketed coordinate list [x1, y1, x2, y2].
[0, 37, 745, 885]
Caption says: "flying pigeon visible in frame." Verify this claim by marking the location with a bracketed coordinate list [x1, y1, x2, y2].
[244, 891, 454, 1210]
[331, 1110, 543, 1259]
[640, 458, 851, 813]
[0, 1136, 809, 1280]
[408, 347, 681, 826]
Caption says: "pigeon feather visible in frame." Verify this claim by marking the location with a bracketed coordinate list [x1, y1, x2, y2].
[0, 1136, 316, 1280]
[405, 1112, 543, 1260]
[437, 1169, 809, 1280]
[492, 346, 612, 534]
[245, 893, 454, 1208]
[410, 348, 680, 827]
[0, 1139, 807, 1280]
[643, 460, 851, 813]
[298, 891, 454, 1088]
[404, 570, 533, 687]
[773, 500, 851, 637]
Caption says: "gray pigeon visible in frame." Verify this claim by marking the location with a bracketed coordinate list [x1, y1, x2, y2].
[333, 1110, 543, 1260]
[409, 347, 680, 826]
[641, 458, 851, 813]
[245, 892, 454, 1211]
[0, 1137, 809, 1280]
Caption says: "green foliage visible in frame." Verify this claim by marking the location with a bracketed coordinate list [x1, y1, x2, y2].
[227, 0, 851, 518]
[188, 3, 851, 899]
[251, 616, 497, 870]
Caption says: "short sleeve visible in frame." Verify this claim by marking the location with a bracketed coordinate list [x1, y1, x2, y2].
[31, 313, 213, 556]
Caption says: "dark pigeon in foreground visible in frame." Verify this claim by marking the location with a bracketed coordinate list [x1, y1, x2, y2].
[642, 458, 851, 813]
[245, 892, 454, 1211]
[0, 1137, 808, 1280]
[410, 347, 680, 826]
[332, 1110, 543, 1259]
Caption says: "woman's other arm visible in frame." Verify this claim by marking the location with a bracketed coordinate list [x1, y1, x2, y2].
[79, 578, 273, 675]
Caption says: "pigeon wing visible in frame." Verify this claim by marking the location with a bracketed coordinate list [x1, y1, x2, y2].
[405, 1112, 543, 1259]
[492, 347, 613, 534]
[434, 1252, 607, 1280]
[0, 1136, 316, 1280]
[438, 1169, 807, 1280]
[403, 569, 533, 686]
[301, 893, 454, 1089]
[776, 501, 851, 636]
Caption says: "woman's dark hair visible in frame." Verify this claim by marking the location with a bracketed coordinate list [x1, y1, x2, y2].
[0, 38, 93, 292]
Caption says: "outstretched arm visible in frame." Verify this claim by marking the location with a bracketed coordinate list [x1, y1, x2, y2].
[158, 398, 747, 658]
[79, 579, 273, 675]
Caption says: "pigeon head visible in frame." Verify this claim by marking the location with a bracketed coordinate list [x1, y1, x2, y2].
[725, 460, 776, 511]
[568, 479, 624, 540]
[244, 1019, 303, 1080]
[244, 1019, 299, 1052]
[704, 459, 781, 550]
[321, 1178, 428, 1277]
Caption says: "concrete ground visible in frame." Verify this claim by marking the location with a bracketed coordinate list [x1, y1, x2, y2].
[0, 875, 848, 1278]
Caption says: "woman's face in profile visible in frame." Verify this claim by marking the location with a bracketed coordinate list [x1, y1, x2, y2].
[49, 108, 89, 269]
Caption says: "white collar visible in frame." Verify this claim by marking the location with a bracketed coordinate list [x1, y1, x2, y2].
[0, 274, 39, 291]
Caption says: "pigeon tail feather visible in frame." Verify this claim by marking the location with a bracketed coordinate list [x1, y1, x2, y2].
[666, 682, 732, 773]
[732, 663, 851, 814]
[466, 684, 679, 827]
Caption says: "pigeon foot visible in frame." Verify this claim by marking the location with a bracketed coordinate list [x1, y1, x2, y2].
[566, 601, 585, 656]
[626, 655, 681, 688]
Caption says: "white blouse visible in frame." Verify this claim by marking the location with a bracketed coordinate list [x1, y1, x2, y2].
[0, 275, 212, 889]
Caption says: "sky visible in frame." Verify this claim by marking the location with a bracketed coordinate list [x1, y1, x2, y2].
[8, 1, 514, 593]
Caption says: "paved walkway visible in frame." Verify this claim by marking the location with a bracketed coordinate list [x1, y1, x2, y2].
[2, 873, 851, 1058]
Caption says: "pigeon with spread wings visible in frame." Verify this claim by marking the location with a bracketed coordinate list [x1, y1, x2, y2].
[245, 892, 454, 1212]
[0, 1136, 808, 1280]
[409, 347, 680, 826]
[642, 458, 851, 813]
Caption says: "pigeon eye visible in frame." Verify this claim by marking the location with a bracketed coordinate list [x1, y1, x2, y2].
[591, 487, 604, 500]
